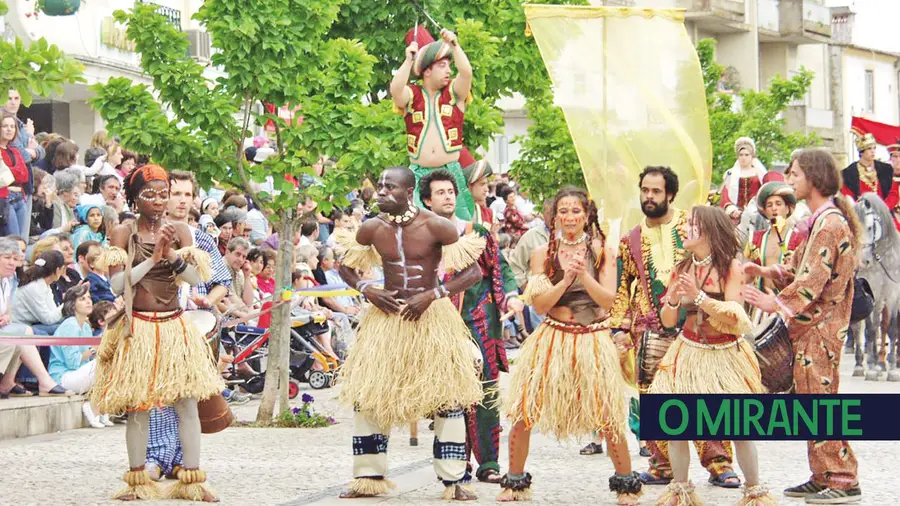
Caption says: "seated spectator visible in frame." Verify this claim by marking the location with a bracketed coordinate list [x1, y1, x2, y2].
[200, 198, 219, 219]
[500, 185, 530, 245]
[313, 246, 359, 316]
[30, 168, 56, 240]
[289, 269, 339, 362]
[52, 235, 82, 304]
[48, 284, 110, 427]
[218, 238, 254, 318]
[0, 237, 70, 397]
[52, 168, 81, 231]
[89, 300, 116, 337]
[93, 174, 125, 214]
[29, 234, 61, 264]
[256, 249, 276, 296]
[325, 209, 356, 255]
[12, 250, 66, 335]
[115, 150, 137, 181]
[297, 214, 319, 248]
[198, 214, 219, 238]
[213, 208, 245, 256]
[71, 197, 107, 250]
[85, 247, 115, 304]
[74, 240, 100, 279]
[187, 208, 200, 228]
[223, 194, 248, 212]
[323, 250, 361, 313]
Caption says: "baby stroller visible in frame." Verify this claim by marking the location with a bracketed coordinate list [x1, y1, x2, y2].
[220, 312, 338, 399]
[289, 311, 341, 393]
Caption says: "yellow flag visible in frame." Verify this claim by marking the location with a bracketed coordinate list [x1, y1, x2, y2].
[524, 5, 712, 242]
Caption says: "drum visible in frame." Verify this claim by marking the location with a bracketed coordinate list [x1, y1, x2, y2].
[198, 393, 234, 434]
[637, 330, 675, 388]
[184, 310, 221, 363]
[748, 315, 793, 393]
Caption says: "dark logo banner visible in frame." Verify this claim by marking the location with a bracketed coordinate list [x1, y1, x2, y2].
[639, 394, 899, 441]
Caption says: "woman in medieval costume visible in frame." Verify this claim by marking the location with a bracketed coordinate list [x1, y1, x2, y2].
[500, 186, 641, 505]
[90, 164, 223, 502]
[720, 137, 777, 225]
[652, 205, 776, 506]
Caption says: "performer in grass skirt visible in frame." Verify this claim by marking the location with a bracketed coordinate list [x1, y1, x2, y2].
[651, 205, 776, 506]
[335, 166, 485, 501]
[500, 187, 641, 505]
[90, 164, 223, 502]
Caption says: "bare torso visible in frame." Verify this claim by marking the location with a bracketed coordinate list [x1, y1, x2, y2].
[368, 211, 446, 300]
[411, 87, 465, 168]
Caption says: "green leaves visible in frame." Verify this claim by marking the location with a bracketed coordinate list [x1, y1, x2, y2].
[0, 15, 85, 106]
[698, 39, 820, 182]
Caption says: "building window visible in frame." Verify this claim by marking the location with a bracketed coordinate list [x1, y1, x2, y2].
[864, 70, 874, 113]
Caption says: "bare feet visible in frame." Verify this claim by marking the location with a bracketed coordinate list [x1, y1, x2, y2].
[201, 489, 219, 502]
[117, 493, 137, 501]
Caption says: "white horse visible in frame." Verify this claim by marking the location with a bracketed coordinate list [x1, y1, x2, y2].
[851, 193, 900, 381]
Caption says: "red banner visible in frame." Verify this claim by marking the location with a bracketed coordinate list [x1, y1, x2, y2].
[850, 116, 900, 146]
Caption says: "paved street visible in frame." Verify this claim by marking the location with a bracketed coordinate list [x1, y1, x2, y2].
[1, 353, 898, 506]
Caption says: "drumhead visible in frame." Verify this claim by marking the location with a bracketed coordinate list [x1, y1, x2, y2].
[184, 310, 218, 335]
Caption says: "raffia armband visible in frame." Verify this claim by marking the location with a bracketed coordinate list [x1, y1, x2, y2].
[174, 246, 212, 282]
[97, 247, 128, 271]
[442, 233, 486, 273]
[522, 274, 553, 306]
[704, 299, 753, 336]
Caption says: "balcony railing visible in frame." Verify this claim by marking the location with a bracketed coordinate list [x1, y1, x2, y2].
[136, 0, 182, 31]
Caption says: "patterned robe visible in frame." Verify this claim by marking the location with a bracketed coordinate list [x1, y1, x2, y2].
[773, 203, 859, 490]
[449, 222, 517, 476]
[744, 223, 803, 293]
[609, 209, 734, 479]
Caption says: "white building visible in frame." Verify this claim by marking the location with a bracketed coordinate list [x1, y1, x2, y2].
[2, 0, 214, 153]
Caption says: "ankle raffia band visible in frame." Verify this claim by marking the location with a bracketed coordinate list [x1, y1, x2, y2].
[177, 467, 207, 484]
[122, 468, 151, 487]
[608, 472, 642, 495]
[743, 484, 770, 498]
[499, 472, 533, 490]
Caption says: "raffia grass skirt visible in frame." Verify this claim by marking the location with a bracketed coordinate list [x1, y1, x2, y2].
[338, 298, 482, 430]
[649, 334, 766, 395]
[505, 317, 628, 441]
[90, 310, 224, 415]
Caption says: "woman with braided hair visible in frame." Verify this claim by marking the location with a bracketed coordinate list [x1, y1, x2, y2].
[652, 205, 774, 506]
[499, 187, 641, 505]
[89, 164, 223, 502]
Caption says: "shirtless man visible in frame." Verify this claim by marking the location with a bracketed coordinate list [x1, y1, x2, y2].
[336, 166, 484, 500]
[391, 26, 475, 221]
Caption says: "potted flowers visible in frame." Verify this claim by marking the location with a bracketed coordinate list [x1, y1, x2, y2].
[34, 0, 82, 17]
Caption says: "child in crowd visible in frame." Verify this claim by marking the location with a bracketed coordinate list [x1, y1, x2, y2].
[71, 200, 106, 251]
[49, 285, 111, 428]
[85, 248, 116, 305]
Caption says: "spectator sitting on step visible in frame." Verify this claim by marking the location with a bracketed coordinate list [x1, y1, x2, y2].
[48, 284, 111, 428]
[0, 237, 71, 398]
[12, 250, 66, 335]
[89, 300, 116, 337]
[84, 247, 116, 305]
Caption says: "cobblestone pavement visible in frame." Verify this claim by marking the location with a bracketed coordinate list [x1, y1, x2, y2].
[1, 352, 897, 506]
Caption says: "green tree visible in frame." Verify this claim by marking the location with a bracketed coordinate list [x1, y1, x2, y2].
[88, 1, 391, 421]
[698, 38, 819, 183]
[0, 1, 85, 105]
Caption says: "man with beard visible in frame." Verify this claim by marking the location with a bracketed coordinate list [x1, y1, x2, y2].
[391, 26, 475, 221]
[608, 166, 738, 488]
[419, 169, 523, 485]
[336, 166, 484, 500]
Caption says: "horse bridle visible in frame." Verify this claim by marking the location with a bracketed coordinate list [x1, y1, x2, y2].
[864, 209, 900, 284]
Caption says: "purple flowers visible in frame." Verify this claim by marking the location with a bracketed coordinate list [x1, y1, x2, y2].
[291, 407, 301, 415]
[301, 393, 315, 404]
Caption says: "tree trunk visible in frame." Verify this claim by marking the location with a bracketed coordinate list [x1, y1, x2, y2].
[256, 208, 296, 422]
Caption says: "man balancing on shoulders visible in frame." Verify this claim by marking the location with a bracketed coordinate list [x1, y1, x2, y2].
[391, 25, 475, 221]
